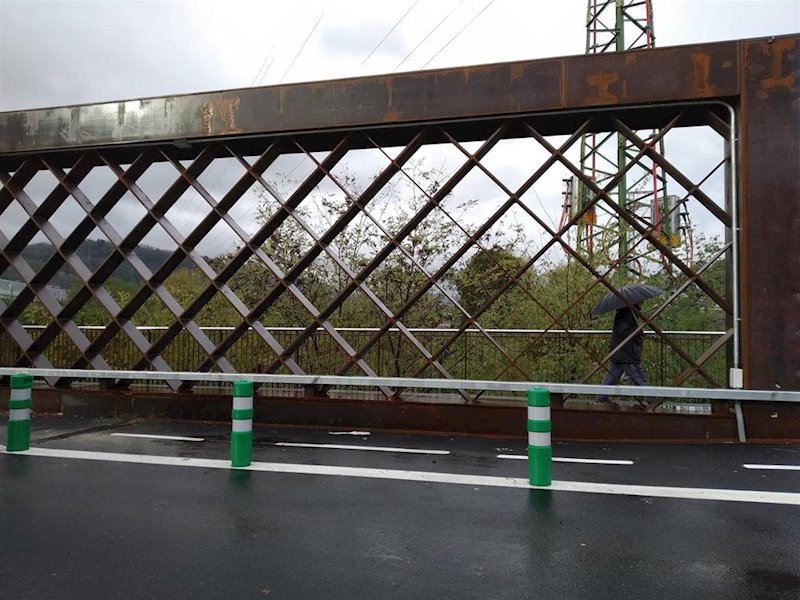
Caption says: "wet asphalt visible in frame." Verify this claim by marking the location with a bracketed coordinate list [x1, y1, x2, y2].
[1, 416, 799, 600]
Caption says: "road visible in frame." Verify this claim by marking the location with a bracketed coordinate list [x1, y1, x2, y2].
[1, 416, 799, 599]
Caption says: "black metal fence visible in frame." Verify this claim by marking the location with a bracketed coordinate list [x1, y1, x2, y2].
[1, 326, 725, 388]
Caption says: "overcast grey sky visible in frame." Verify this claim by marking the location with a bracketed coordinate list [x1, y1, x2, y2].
[0, 0, 797, 258]
[1, 0, 797, 111]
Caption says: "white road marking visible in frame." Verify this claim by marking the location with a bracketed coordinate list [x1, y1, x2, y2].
[3, 446, 799, 506]
[497, 454, 633, 466]
[110, 433, 205, 442]
[275, 442, 449, 455]
[743, 463, 800, 471]
[328, 431, 371, 436]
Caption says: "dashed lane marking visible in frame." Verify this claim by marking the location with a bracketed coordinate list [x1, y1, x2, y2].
[275, 442, 449, 455]
[743, 463, 800, 471]
[110, 433, 205, 442]
[498, 454, 633, 465]
[3, 446, 799, 506]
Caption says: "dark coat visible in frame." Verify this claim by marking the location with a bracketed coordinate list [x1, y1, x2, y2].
[609, 307, 643, 363]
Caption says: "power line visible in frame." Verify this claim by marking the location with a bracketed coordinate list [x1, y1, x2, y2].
[421, 0, 498, 69]
[203, 13, 324, 257]
[393, 0, 467, 72]
[258, 21, 295, 86]
[251, 45, 275, 86]
[179, 32, 284, 250]
[280, 11, 325, 84]
[361, 0, 421, 66]
[257, 50, 279, 86]
[201, 39, 288, 257]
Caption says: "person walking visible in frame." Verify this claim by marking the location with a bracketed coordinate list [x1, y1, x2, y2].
[595, 303, 648, 407]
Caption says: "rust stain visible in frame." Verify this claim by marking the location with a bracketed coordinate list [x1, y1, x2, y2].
[201, 102, 213, 135]
[759, 38, 795, 90]
[69, 107, 81, 142]
[216, 96, 242, 134]
[509, 63, 526, 110]
[384, 109, 402, 122]
[384, 79, 395, 115]
[586, 72, 620, 104]
[201, 97, 242, 135]
[691, 52, 715, 97]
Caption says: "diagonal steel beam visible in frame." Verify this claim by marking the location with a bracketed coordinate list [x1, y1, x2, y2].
[490, 119, 723, 386]
[122, 143, 299, 385]
[527, 121, 731, 314]
[266, 125, 511, 385]
[612, 116, 731, 227]
[0, 162, 113, 378]
[172, 137, 353, 378]
[408, 115, 662, 380]
[66, 147, 222, 381]
[224, 134, 432, 394]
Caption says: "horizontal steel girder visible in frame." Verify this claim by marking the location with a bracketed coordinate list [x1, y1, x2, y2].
[0, 36, 763, 164]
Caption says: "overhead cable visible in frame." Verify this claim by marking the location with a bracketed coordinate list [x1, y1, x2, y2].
[361, 0, 421, 66]
[280, 11, 325, 84]
[393, 0, 467, 72]
[421, 0, 498, 69]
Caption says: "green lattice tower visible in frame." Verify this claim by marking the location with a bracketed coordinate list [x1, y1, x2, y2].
[567, 0, 683, 271]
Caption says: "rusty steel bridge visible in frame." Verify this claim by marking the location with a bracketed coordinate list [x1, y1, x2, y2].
[0, 34, 798, 441]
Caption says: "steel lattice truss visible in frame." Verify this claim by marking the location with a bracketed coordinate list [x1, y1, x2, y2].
[0, 104, 733, 403]
[586, 0, 656, 54]
[566, 0, 687, 267]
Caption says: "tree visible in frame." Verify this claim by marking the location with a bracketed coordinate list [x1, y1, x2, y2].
[646, 232, 727, 332]
[454, 246, 535, 328]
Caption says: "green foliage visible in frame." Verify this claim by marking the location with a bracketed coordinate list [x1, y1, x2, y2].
[69, 279, 138, 325]
[454, 247, 547, 329]
[648, 233, 727, 332]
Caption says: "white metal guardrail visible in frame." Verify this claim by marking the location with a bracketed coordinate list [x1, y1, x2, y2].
[1, 368, 798, 403]
[4, 367, 799, 442]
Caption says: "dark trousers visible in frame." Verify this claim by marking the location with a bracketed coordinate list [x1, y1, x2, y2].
[596, 361, 648, 402]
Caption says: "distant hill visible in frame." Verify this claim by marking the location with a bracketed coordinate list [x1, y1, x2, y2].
[3, 239, 199, 287]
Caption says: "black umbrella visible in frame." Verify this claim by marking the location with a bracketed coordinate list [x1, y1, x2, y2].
[592, 283, 663, 315]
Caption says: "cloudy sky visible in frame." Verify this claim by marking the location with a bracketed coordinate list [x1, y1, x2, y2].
[0, 0, 798, 258]
[1, 0, 797, 110]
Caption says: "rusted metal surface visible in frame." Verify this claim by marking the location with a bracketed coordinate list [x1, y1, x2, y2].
[740, 402, 800, 441]
[566, 41, 739, 106]
[0, 38, 756, 163]
[740, 36, 799, 391]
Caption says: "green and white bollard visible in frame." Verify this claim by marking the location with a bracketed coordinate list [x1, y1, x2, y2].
[231, 380, 254, 468]
[527, 388, 552, 487]
[7, 373, 33, 452]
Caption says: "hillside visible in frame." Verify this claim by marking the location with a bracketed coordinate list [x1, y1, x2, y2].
[3, 240, 198, 287]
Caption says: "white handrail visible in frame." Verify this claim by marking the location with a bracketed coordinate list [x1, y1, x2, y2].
[1, 368, 798, 403]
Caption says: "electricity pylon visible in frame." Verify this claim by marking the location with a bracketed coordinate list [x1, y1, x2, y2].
[560, 0, 689, 272]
